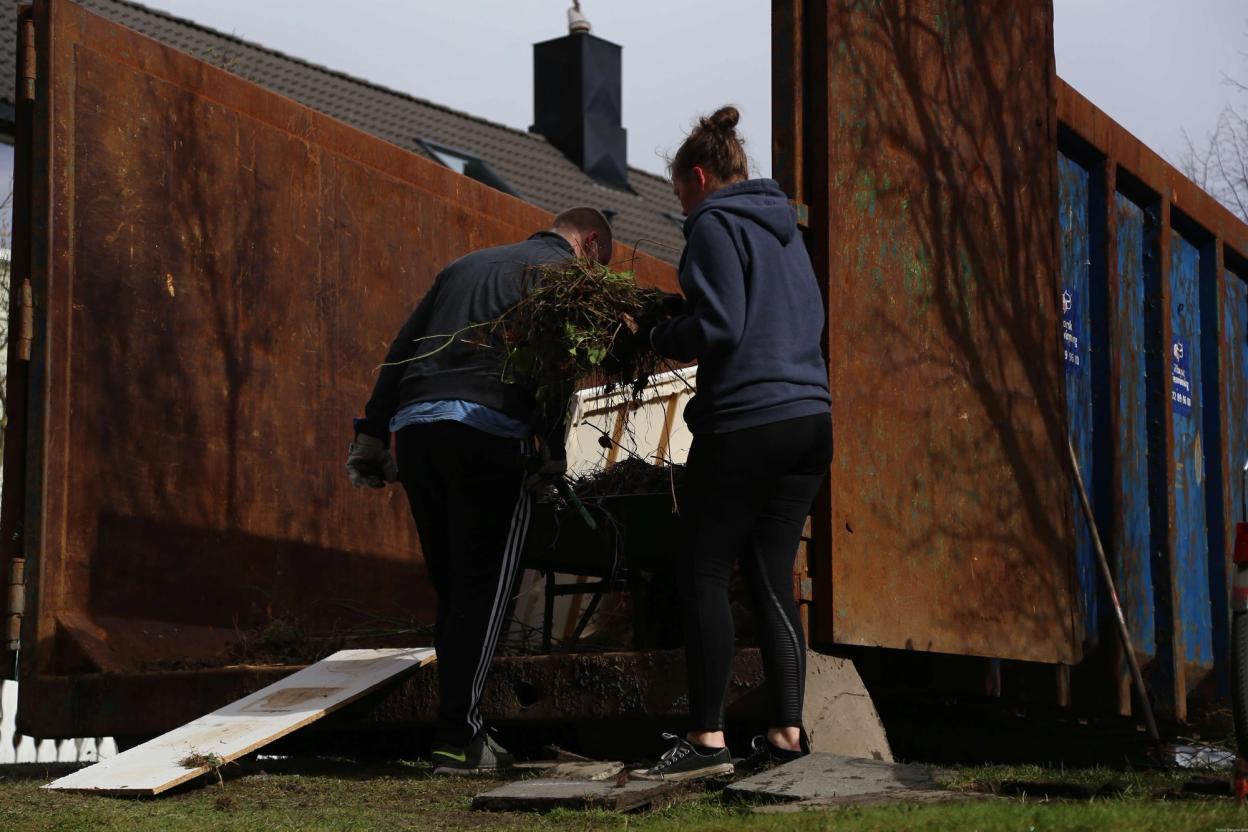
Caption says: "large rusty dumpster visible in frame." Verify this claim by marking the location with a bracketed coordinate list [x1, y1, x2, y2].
[774, 0, 1248, 722]
[8, 0, 1248, 741]
[0, 0, 680, 738]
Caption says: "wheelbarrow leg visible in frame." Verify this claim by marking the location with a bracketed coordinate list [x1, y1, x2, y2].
[543, 571, 555, 653]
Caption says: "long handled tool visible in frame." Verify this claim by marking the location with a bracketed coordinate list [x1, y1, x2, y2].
[1066, 437, 1161, 747]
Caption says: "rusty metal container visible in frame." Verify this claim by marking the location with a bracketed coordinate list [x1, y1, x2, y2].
[775, 0, 1248, 722]
[11, 0, 1248, 739]
[1, 0, 678, 738]
[775, 0, 1077, 665]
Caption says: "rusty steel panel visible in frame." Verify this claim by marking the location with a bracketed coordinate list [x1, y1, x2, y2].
[0, 6, 36, 670]
[19, 649, 767, 740]
[9, 0, 675, 734]
[803, 1, 1076, 662]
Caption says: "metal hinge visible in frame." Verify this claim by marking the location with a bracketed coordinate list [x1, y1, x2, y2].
[17, 279, 33, 361]
[790, 200, 810, 230]
[6, 558, 24, 651]
[19, 18, 36, 104]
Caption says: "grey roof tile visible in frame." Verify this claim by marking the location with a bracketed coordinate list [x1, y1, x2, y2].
[0, 0, 685, 263]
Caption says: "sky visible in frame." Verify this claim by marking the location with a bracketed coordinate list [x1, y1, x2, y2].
[136, 0, 1247, 181]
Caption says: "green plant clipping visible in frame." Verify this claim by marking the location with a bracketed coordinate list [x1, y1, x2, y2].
[493, 258, 668, 405]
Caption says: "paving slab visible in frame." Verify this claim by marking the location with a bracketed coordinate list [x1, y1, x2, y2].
[751, 788, 997, 813]
[726, 752, 934, 803]
[472, 777, 679, 812]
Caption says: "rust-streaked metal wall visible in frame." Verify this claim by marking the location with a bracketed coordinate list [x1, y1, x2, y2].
[777, 0, 1078, 665]
[5, 0, 675, 736]
[775, 0, 1248, 721]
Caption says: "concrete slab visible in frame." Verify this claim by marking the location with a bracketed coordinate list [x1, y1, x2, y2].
[803, 652, 893, 762]
[751, 789, 997, 813]
[726, 752, 934, 803]
[472, 778, 679, 812]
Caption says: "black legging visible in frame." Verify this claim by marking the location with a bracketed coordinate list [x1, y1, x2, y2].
[680, 412, 832, 731]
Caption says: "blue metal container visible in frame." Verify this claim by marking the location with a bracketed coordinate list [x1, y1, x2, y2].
[1056, 92, 1248, 718]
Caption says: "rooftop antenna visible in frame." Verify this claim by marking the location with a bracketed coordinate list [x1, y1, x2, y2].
[568, 1, 592, 34]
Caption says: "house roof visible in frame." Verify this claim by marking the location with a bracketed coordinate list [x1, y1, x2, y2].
[0, 0, 686, 263]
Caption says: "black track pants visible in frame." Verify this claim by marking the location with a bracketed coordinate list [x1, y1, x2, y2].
[395, 422, 533, 746]
[680, 412, 832, 732]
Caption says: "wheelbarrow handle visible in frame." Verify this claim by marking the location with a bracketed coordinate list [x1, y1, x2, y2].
[556, 478, 598, 532]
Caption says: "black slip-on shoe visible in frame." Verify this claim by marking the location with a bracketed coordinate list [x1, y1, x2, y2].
[746, 728, 812, 768]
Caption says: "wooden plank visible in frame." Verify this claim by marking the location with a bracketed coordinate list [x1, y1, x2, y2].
[545, 761, 625, 781]
[43, 648, 435, 795]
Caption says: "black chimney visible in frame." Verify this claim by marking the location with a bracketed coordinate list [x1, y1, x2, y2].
[531, 13, 629, 191]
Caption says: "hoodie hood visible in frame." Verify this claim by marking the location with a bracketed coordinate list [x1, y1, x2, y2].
[684, 178, 798, 245]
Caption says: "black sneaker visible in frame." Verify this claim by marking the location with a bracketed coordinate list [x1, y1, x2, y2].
[747, 728, 811, 768]
[431, 730, 515, 775]
[629, 733, 734, 782]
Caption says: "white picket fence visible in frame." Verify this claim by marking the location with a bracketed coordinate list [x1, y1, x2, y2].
[0, 680, 116, 764]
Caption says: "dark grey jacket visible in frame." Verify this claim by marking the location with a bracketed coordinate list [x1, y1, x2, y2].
[360, 232, 575, 444]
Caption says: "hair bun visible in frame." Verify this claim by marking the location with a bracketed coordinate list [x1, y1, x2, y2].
[706, 105, 739, 132]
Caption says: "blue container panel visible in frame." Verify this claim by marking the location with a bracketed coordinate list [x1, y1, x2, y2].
[1203, 254, 1233, 703]
[1169, 232, 1213, 668]
[1059, 153, 1098, 645]
[1225, 269, 1248, 538]
[1113, 195, 1156, 656]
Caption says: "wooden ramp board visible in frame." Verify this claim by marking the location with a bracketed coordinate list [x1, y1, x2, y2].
[44, 648, 435, 795]
[726, 753, 935, 803]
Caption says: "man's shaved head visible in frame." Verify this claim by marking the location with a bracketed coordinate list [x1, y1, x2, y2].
[552, 207, 614, 264]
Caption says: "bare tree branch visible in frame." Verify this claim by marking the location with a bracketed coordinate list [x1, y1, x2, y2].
[1190, 25, 1248, 221]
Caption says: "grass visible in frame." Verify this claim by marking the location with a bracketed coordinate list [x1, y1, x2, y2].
[0, 758, 1242, 832]
[939, 763, 1220, 795]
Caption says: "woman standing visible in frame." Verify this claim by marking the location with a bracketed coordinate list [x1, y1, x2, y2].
[632, 106, 833, 782]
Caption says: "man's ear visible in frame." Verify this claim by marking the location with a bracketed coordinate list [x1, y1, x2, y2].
[583, 230, 600, 261]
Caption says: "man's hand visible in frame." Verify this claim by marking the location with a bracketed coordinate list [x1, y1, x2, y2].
[656, 292, 687, 318]
[346, 433, 399, 489]
[621, 292, 686, 344]
[525, 441, 567, 496]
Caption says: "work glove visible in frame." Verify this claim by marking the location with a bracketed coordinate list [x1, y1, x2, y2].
[525, 442, 567, 496]
[625, 292, 687, 349]
[655, 291, 687, 319]
[346, 433, 398, 489]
